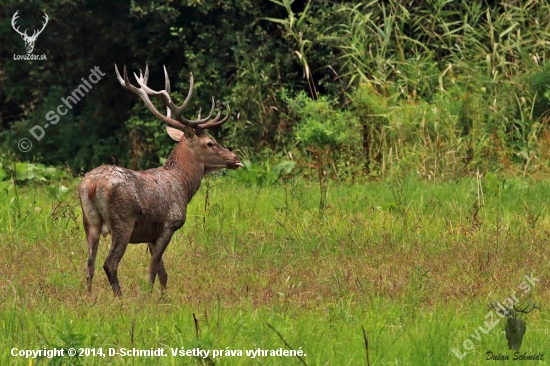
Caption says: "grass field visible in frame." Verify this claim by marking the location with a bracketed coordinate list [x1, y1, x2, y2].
[1, 174, 549, 365]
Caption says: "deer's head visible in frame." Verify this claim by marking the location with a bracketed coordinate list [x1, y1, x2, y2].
[115, 64, 243, 175]
[165, 126, 243, 174]
[12, 11, 48, 54]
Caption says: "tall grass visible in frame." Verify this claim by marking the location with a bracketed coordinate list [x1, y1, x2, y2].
[266, 0, 550, 180]
[340, 0, 550, 178]
[1, 175, 549, 364]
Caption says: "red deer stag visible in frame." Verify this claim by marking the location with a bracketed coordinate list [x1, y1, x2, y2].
[79, 64, 243, 297]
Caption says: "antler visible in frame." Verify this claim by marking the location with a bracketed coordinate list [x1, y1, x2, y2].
[514, 300, 540, 314]
[31, 13, 49, 39]
[489, 300, 540, 316]
[114, 64, 230, 135]
[11, 11, 26, 38]
[489, 302, 509, 316]
[11, 11, 48, 40]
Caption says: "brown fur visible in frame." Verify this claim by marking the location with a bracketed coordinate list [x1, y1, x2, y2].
[87, 182, 97, 201]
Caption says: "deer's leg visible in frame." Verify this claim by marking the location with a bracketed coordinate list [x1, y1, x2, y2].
[148, 242, 168, 291]
[85, 226, 100, 292]
[103, 222, 133, 297]
[81, 204, 102, 293]
[148, 230, 175, 291]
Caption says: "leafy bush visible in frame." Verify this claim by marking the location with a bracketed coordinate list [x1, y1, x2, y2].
[285, 91, 361, 170]
[227, 153, 296, 186]
[13, 162, 69, 183]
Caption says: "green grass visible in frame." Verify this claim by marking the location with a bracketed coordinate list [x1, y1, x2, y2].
[1, 175, 549, 365]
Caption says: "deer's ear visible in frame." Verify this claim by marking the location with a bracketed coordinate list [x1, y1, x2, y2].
[166, 126, 184, 141]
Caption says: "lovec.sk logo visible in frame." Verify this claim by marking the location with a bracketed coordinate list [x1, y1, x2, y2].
[12, 10, 48, 60]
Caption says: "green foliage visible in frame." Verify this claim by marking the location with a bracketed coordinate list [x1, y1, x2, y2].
[2, 0, 550, 180]
[264, 0, 317, 97]
[227, 153, 296, 186]
[528, 61, 550, 122]
[0, 158, 71, 202]
[0, 163, 6, 182]
[124, 112, 173, 170]
[288, 91, 359, 149]
[13, 162, 69, 184]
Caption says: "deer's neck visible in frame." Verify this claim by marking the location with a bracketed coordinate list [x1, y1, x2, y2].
[162, 144, 204, 199]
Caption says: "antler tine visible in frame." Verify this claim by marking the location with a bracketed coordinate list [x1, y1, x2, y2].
[177, 73, 194, 111]
[514, 300, 540, 314]
[12, 10, 19, 24]
[39, 13, 48, 32]
[133, 69, 180, 116]
[114, 64, 188, 132]
[197, 104, 231, 131]
[162, 65, 172, 117]
[116, 65, 136, 92]
[33, 13, 48, 37]
[133, 66, 191, 122]
[143, 64, 149, 84]
[114, 63, 124, 86]
[160, 68, 193, 114]
[179, 97, 216, 125]
[488, 301, 510, 316]
[163, 65, 171, 95]
[514, 301, 528, 313]
[11, 11, 26, 37]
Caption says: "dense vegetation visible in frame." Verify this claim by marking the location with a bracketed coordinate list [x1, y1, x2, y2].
[2, 0, 550, 180]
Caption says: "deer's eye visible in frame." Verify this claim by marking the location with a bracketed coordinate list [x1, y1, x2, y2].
[206, 141, 214, 147]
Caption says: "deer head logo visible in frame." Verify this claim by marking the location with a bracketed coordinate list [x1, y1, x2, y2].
[11, 11, 49, 54]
